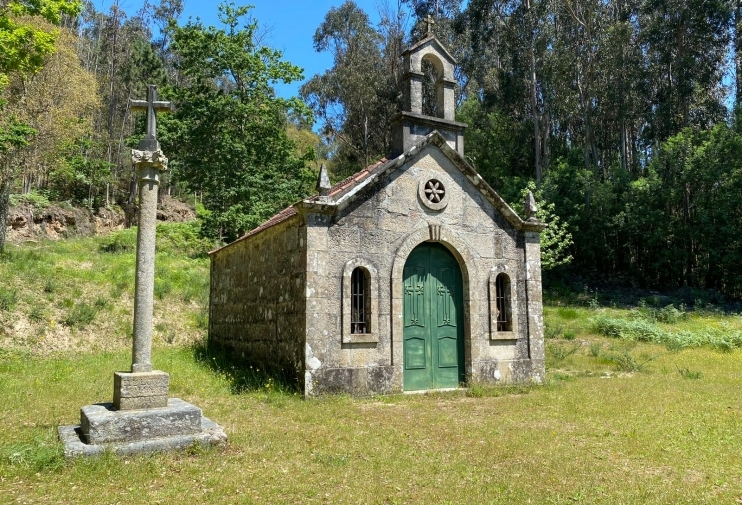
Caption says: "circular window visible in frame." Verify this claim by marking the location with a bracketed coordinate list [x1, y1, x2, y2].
[418, 178, 449, 210]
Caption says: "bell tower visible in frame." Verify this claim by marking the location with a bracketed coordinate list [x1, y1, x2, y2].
[391, 19, 467, 156]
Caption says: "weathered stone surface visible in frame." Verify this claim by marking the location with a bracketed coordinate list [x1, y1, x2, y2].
[113, 370, 169, 410]
[208, 33, 546, 397]
[80, 398, 201, 445]
[59, 415, 226, 457]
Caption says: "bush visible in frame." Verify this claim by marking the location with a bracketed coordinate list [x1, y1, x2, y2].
[62, 302, 97, 327]
[544, 323, 563, 339]
[0, 287, 18, 311]
[590, 314, 742, 351]
[9, 191, 51, 209]
[99, 229, 136, 253]
[156, 222, 212, 258]
[547, 342, 581, 363]
[604, 350, 656, 372]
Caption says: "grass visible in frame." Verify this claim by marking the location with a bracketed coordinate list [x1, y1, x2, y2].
[1, 345, 741, 503]
[1, 236, 742, 503]
[0, 222, 211, 354]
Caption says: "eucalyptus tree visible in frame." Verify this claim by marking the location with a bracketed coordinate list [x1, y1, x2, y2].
[301, 1, 404, 176]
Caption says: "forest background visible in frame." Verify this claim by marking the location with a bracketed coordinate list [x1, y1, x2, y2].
[2, 0, 742, 301]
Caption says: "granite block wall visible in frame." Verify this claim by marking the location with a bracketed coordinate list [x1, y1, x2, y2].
[209, 217, 307, 386]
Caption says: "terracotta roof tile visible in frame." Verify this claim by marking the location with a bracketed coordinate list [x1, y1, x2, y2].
[308, 158, 389, 201]
[209, 205, 297, 255]
[210, 156, 391, 255]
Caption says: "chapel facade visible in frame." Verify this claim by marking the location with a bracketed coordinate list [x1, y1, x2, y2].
[208, 31, 547, 396]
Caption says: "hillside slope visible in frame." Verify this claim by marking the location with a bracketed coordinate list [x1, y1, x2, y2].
[0, 222, 211, 356]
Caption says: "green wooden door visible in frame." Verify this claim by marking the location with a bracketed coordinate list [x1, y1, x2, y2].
[403, 242, 465, 391]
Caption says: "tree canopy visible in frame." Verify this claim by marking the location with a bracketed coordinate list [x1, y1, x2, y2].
[162, 3, 314, 241]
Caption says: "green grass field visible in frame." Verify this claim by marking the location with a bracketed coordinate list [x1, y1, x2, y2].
[1, 231, 741, 504]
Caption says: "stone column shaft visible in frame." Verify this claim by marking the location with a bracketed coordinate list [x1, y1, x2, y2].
[130, 151, 167, 373]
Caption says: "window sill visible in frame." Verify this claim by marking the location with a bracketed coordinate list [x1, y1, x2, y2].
[342, 333, 378, 344]
[490, 331, 517, 341]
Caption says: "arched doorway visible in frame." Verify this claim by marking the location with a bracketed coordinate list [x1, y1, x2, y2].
[403, 242, 465, 390]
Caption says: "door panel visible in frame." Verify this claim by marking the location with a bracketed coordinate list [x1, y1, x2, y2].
[403, 242, 464, 390]
[405, 337, 427, 369]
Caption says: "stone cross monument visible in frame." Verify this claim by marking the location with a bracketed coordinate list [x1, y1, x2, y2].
[58, 85, 226, 457]
[128, 85, 172, 377]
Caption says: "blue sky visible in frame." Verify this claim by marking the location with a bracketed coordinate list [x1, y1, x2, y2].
[97, 0, 404, 98]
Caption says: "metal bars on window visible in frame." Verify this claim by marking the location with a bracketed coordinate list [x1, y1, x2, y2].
[351, 268, 368, 334]
[495, 273, 512, 331]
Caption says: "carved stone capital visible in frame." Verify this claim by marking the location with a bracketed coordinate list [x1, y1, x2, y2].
[131, 149, 169, 173]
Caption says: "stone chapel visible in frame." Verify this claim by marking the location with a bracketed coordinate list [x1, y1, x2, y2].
[208, 30, 547, 396]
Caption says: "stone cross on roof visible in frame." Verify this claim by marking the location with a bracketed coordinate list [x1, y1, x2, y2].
[425, 14, 436, 35]
[129, 84, 174, 151]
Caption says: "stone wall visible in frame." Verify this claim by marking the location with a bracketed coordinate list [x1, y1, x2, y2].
[304, 144, 543, 396]
[209, 217, 307, 386]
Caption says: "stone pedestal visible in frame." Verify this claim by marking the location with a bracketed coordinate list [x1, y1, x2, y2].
[113, 370, 169, 410]
[59, 399, 226, 457]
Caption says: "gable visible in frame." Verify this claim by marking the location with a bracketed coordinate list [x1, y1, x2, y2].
[301, 130, 544, 234]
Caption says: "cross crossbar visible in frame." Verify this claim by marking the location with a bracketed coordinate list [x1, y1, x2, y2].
[129, 84, 173, 150]
[425, 14, 436, 35]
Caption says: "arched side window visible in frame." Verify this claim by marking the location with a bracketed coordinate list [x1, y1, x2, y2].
[350, 267, 369, 334]
[495, 274, 512, 331]
[343, 259, 379, 343]
[489, 267, 518, 339]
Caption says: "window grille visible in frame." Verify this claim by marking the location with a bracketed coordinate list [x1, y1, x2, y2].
[351, 268, 368, 334]
[495, 273, 512, 331]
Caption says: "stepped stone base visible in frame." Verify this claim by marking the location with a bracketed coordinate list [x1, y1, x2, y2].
[58, 398, 227, 457]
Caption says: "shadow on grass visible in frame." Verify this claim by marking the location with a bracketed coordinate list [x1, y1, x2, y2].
[192, 341, 301, 396]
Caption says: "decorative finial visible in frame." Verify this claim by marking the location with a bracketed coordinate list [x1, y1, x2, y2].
[317, 163, 331, 196]
[525, 191, 538, 220]
[424, 14, 436, 36]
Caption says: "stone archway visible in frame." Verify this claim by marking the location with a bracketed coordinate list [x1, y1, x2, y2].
[402, 241, 464, 390]
[390, 223, 480, 390]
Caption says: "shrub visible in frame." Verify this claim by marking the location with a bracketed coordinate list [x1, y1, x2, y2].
[545, 323, 563, 339]
[0, 287, 18, 311]
[588, 342, 602, 357]
[563, 329, 577, 340]
[604, 350, 656, 372]
[62, 302, 97, 327]
[99, 229, 136, 253]
[556, 307, 579, 320]
[547, 342, 581, 363]
[156, 222, 212, 258]
[591, 314, 742, 351]
[9, 191, 51, 209]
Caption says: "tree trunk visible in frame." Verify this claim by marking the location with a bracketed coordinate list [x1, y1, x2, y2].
[526, 0, 541, 185]
[737, 0, 742, 107]
[0, 178, 11, 253]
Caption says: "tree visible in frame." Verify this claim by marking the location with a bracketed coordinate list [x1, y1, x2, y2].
[301, 1, 403, 177]
[163, 3, 313, 242]
[516, 180, 573, 270]
[0, 0, 82, 251]
[0, 0, 80, 84]
[5, 18, 100, 199]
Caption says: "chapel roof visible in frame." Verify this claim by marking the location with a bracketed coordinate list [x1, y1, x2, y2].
[210, 130, 544, 256]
